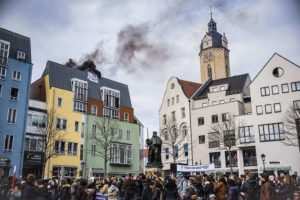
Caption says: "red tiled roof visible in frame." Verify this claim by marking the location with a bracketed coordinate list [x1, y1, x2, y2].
[178, 79, 201, 98]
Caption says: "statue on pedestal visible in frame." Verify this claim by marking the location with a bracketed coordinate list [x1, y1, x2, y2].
[146, 131, 162, 168]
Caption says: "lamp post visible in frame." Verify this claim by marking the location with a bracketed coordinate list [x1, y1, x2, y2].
[261, 153, 266, 173]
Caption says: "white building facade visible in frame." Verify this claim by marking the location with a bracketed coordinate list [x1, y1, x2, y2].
[159, 77, 201, 172]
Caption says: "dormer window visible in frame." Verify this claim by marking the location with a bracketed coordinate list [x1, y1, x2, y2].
[87, 71, 99, 83]
[71, 79, 88, 112]
[101, 87, 120, 119]
[170, 83, 175, 89]
[0, 40, 10, 66]
[17, 50, 26, 60]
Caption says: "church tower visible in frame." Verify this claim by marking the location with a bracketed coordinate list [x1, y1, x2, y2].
[199, 12, 230, 82]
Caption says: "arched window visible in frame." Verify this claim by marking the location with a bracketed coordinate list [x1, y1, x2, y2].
[182, 125, 188, 138]
[207, 64, 212, 79]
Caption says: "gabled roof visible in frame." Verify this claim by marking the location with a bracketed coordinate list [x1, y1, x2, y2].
[193, 73, 250, 100]
[250, 52, 300, 85]
[42, 60, 132, 107]
[177, 79, 201, 98]
[0, 27, 31, 64]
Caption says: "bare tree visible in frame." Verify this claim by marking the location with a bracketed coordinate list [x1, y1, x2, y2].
[282, 103, 300, 150]
[160, 117, 186, 165]
[210, 114, 239, 175]
[38, 101, 62, 178]
[89, 117, 121, 176]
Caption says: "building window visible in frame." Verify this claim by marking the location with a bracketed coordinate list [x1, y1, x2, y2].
[171, 97, 175, 105]
[291, 81, 300, 92]
[12, 71, 21, 81]
[265, 104, 272, 114]
[124, 112, 129, 121]
[162, 114, 166, 125]
[110, 143, 132, 165]
[260, 87, 270, 97]
[164, 131, 169, 141]
[118, 129, 123, 139]
[211, 114, 218, 123]
[0, 84, 2, 96]
[181, 107, 186, 118]
[294, 100, 300, 110]
[258, 122, 285, 142]
[10, 88, 18, 100]
[91, 144, 96, 156]
[222, 113, 229, 122]
[239, 126, 255, 144]
[56, 118, 67, 130]
[126, 130, 131, 140]
[207, 64, 212, 79]
[170, 83, 175, 89]
[92, 124, 97, 138]
[27, 114, 46, 128]
[54, 141, 65, 154]
[25, 138, 43, 152]
[198, 117, 204, 126]
[202, 102, 208, 107]
[182, 125, 188, 137]
[0, 40, 10, 66]
[17, 50, 26, 60]
[165, 148, 169, 160]
[272, 67, 284, 77]
[90, 105, 97, 115]
[171, 111, 176, 121]
[256, 105, 263, 115]
[271, 85, 279, 95]
[208, 132, 220, 148]
[101, 87, 120, 119]
[220, 99, 225, 104]
[57, 97, 62, 107]
[224, 130, 236, 146]
[81, 122, 85, 138]
[7, 108, 17, 123]
[167, 99, 170, 107]
[199, 135, 205, 144]
[176, 95, 179, 103]
[274, 103, 281, 113]
[281, 83, 289, 93]
[80, 144, 83, 160]
[225, 151, 237, 167]
[67, 143, 78, 155]
[0, 66, 6, 79]
[4, 135, 13, 151]
[175, 145, 179, 158]
[75, 121, 79, 132]
[243, 148, 257, 167]
[52, 166, 77, 177]
[72, 79, 88, 113]
[183, 143, 188, 157]
[209, 152, 221, 168]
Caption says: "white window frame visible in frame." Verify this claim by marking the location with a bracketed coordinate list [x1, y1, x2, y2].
[57, 97, 62, 107]
[7, 108, 17, 123]
[12, 71, 21, 81]
[265, 104, 272, 114]
[91, 105, 97, 115]
[56, 118, 67, 130]
[126, 130, 131, 140]
[4, 135, 13, 152]
[17, 50, 26, 60]
[10, 87, 18, 101]
[256, 105, 263, 115]
[274, 103, 281, 113]
[124, 112, 129, 121]
[281, 83, 289, 93]
[271, 85, 279, 95]
[0, 40, 10, 67]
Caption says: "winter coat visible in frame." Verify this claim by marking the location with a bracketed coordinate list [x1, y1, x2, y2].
[214, 182, 227, 200]
[228, 186, 239, 200]
[141, 182, 152, 200]
[22, 183, 37, 200]
[203, 181, 214, 200]
[164, 180, 178, 200]
[260, 181, 273, 200]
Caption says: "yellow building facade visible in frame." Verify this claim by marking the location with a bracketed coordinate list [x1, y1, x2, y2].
[43, 75, 83, 178]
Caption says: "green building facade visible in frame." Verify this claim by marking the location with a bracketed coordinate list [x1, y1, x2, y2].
[82, 115, 140, 177]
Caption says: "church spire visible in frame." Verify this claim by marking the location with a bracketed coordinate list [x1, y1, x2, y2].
[208, 7, 217, 32]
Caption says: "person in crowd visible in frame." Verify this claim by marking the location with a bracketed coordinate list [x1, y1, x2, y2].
[107, 178, 119, 200]
[8, 182, 22, 200]
[260, 174, 274, 200]
[22, 174, 38, 200]
[214, 177, 227, 200]
[203, 175, 215, 200]
[227, 178, 239, 200]
[163, 175, 178, 200]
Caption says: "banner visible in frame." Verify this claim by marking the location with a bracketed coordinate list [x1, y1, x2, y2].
[177, 164, 215, 172]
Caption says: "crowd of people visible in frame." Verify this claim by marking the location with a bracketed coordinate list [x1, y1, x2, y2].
[0, 171, 299, 200]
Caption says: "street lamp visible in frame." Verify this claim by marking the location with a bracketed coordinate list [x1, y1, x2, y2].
[261, 153, 266, 173]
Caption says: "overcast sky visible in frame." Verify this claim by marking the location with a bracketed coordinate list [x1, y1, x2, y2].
[1, 0, 300, 135]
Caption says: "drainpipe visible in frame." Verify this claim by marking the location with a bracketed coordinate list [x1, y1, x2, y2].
[188, 99, 194, 165]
